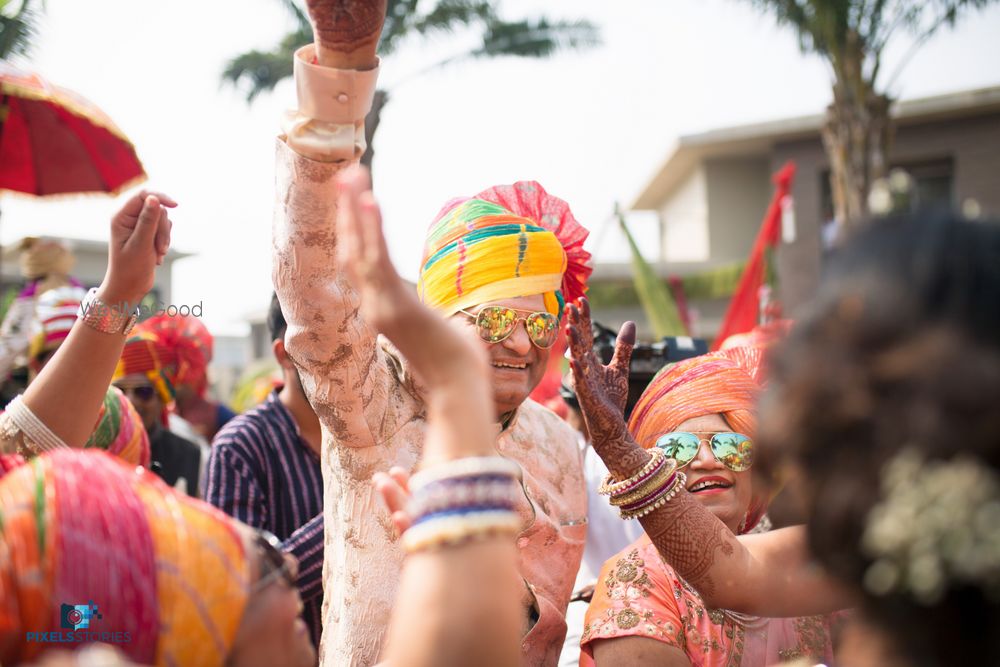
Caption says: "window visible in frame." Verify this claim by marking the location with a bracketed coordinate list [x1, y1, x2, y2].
[819, 157, 954, 220]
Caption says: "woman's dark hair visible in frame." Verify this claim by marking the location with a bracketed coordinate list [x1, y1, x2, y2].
[761, 210, 1000, 666]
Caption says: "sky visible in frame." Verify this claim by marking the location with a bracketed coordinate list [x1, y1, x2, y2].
[3, 0, 1000, 335]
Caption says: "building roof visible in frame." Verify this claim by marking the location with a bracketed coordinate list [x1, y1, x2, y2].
[632, 85, 1000, 210]
[0, 236, 190, 273]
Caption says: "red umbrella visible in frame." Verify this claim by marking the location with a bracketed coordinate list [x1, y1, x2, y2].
[0, 63, 146, 196]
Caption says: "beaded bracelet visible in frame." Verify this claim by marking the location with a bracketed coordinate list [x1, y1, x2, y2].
[619, 472, 687, 520]
[597, 447, 666, 497]
[402, 510, 522, 553]
[403, 456, 522, 554]
[409, 475, 520, 519]
[611, 466, 678, 508]
[409, 456, 522, 491]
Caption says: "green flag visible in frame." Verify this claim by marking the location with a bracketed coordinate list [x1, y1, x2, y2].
[617, 206, 688, 337]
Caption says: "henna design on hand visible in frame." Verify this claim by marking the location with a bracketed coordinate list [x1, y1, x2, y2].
[639, 490, 738, 598]
[565, 298, 650, 480]
[306, 0, 386, 52]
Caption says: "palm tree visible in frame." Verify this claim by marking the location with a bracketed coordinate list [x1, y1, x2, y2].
[748, 0, 996, 231]
[223, 0, 599, 169]
[0, 0, 43, 59]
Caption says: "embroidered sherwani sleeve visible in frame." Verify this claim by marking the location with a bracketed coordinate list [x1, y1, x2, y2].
[272, 45, 391, 449]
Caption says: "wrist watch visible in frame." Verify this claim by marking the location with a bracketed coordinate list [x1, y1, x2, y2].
[77, 287, 140, 335]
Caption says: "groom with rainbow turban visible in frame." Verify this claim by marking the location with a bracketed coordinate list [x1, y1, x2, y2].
[272, 5, 589, 666]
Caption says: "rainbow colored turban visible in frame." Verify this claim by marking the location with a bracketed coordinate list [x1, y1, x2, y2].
[113, 331, 175, 405]
[28, 285, 87, 364]
[139, 315, 213, 397]
[418, 181, 592, 317]
[627, 349, 771, 533]
[84, 386, 151, 467]
[0, 449, 250, 666]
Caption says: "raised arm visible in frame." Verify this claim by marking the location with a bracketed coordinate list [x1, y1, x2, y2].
[565, 299, 853, 617]
[336, 166, 521, 666]
[271, 0, 393, 448]
[0, 192, 173, 453]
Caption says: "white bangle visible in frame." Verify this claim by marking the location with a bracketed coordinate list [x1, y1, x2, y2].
[409, 456, 522, 492]
[4, 395, 69, 453]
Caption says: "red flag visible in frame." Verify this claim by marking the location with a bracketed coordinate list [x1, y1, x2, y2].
[712, 162, 796, 350]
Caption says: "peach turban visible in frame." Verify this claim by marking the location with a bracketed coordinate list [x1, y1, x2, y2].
[627, 349, 770, 533]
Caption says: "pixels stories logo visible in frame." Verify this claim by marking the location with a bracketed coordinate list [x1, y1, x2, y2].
[60, 601, 100, 630]
[25, 600, 131, 645]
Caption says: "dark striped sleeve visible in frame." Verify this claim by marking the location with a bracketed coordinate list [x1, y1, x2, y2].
[282, 513, 324, 603]
[205, 436, 268, 528]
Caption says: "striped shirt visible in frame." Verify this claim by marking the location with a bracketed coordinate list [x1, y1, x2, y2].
[205, 390, 324, 647]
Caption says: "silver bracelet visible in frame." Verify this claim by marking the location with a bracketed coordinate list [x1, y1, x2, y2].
[5, 395, 69, 453]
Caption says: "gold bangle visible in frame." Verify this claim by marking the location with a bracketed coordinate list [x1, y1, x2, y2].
[610, 458, 678, 507]
[619, 472, 687, 520]
[597, 448, 665, 496]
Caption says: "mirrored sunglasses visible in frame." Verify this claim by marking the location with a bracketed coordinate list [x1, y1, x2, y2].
[654, 431, 755, 472]
[460, 306, 559, 349]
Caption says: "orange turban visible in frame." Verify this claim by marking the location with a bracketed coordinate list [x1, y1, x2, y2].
[0, 450, 250, 666]
[627, 349, 770, 533]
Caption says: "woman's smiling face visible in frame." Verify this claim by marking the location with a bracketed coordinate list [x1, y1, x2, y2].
[676, 413, 754, 534]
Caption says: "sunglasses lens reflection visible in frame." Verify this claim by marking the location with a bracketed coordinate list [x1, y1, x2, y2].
[476, 307, 517, 342]
[655, 432, 700, 465]
[711, 433, 754, 472]
[526, 313, 558, 348]
[655, 432, 754, 472]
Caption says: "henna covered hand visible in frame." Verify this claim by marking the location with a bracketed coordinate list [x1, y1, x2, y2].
[305, 0, 386, 66]
[565, 298, 650, 480]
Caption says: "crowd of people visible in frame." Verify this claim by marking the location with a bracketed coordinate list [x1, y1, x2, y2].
[0, 1, 998, 666]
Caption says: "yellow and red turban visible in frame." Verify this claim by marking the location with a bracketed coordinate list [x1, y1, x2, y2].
[113, 331, 175, 405]
[627, 349, 772, 533]
[0, 449, 250, 666]
[418, 181, 591, 317]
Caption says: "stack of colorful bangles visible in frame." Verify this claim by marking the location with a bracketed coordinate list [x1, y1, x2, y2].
[597, 448, 686, 520]
[402, 456, 523, 554]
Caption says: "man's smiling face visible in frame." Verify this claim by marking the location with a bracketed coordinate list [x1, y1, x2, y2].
[455, 294, 552, 419]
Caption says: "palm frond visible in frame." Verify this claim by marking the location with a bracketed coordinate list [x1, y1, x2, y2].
[380, 0, 422, 54]
[221, 35, 301, 102]
[0, 0, 41, 60]
[381, 0, 494, 54]
[277, 0, 311, 31]
[473, 18, 600, 59]
[225, 1, 601, 106]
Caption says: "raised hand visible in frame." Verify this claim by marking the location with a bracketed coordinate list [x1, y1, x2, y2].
[565, 298, 650, 480]
[102, 190, 176, 306]
[305, 0, 386, 67]
[373, 466, 413, 536]
[335, 165, 493, 466]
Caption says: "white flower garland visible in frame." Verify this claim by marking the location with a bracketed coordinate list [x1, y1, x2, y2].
[863, 449, 1000, 604]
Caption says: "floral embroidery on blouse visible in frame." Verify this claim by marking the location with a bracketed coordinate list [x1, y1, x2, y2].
[581, 535, 843, 666]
